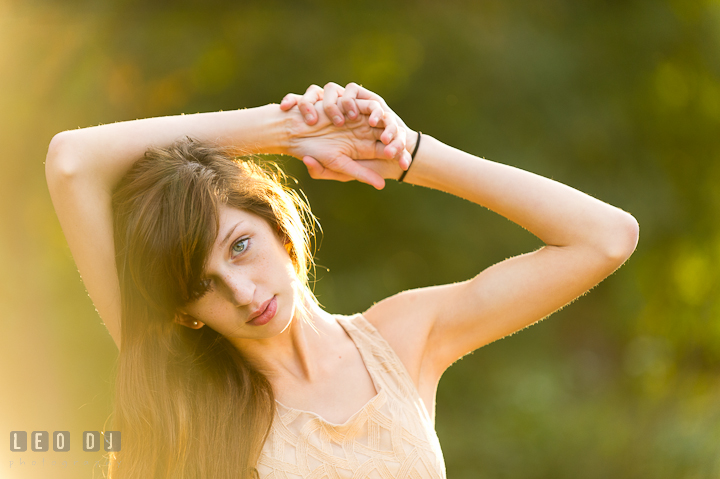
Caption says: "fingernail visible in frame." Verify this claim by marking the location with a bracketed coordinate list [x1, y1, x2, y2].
[387, 147, 397, 157]
[305, 114, 314, 122]
[348, 110, 357, 119]
[333, 116, 342, 125]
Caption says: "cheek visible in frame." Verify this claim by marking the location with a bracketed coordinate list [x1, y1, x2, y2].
[274, 255, 304, 308]
[268, 238, 300, 282]
[189, 300, 229, 324]
[273, 256, 301, 292]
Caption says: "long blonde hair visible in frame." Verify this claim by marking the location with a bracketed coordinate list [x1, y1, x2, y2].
[108, 138, 318, 478]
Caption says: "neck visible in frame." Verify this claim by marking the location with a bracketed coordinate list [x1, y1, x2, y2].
[231, 293, 339, 384]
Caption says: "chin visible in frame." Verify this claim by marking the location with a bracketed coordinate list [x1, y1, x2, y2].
[273, 295, 296, 334]
[277, 283, 307, 329]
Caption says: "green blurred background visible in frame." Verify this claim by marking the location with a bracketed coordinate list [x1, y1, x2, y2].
[2, 0, 719, 477]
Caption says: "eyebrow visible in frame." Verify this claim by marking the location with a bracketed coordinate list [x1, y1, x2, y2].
[219, 221, 244, 249]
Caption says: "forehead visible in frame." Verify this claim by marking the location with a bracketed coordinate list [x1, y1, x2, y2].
[217, 203, 256, 226]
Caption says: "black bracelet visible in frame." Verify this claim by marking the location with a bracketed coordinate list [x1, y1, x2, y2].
[398, 131, 422, 183]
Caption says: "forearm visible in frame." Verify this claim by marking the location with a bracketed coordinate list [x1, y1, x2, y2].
[46, 104, 290, 189]
[402, 135, 638, 259]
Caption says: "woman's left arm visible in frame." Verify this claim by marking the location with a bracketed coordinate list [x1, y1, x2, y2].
[380, 133, 638, 380]
[286, 84, 639, 387]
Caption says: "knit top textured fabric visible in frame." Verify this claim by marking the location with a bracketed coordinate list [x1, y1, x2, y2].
[256, 313, 447, 479]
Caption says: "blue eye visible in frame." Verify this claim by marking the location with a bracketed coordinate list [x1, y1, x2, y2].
[231, 238, 249, 256]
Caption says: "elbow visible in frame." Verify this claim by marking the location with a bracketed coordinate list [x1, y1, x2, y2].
[602, 211, 639, 267]
[45, 130, 81, 183]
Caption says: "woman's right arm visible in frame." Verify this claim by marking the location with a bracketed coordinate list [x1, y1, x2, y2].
[46, 103, 405, 348]
[46, 106, 287, 347]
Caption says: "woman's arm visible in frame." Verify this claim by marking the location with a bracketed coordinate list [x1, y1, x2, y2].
[45, 102, 404, 348]
[370, 133, 638, 377]
[287, 84, 639, 403]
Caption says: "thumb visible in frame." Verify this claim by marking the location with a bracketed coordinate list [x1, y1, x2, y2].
[329, 153, 386, 190]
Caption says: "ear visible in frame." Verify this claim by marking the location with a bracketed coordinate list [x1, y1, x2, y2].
[174, 311, 204, 329]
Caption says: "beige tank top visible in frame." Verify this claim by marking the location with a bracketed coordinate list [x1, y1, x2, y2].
[256, 313, 447, 479]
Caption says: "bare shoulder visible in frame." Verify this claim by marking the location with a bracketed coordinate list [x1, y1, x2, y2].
[362, 285, 448, 388]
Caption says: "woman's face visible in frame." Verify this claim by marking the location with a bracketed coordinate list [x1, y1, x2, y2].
[179, 204, 300, 339]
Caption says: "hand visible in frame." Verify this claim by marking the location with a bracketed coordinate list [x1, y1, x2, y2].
[281, 83, 417, 173]
[280, 83, 370, 127]
[300, 156, 407, 186]
[282, 97, 410, 189]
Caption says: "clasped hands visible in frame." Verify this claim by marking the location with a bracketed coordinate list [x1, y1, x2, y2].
[280, 82, 417, 190]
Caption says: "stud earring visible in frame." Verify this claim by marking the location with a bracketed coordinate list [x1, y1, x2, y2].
[192, 321, 198, 327]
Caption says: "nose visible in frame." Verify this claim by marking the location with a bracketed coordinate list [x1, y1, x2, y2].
[220, 271, 254, 307]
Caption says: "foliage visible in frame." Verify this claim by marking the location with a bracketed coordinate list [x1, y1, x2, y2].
[1, 0, 719, 477]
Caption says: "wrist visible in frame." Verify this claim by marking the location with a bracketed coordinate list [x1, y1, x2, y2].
[405, 129, 419, 157]
[245, 104, 294, 156]
[272, 103, 324, 159]
[394, 129, 420, 182]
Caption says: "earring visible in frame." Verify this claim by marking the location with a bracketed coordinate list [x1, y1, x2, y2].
[192, 321, 198, 327]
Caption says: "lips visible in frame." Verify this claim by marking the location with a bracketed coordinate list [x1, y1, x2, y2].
[247, 296, 277, 326]
[248, 298, 272, 321]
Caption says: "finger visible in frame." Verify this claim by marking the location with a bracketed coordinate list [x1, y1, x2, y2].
[302, 157, 355, 182]
[367, 122, 395, 150]
[369, 104, 385, 128]
[401, 149, 412, 170]
[369, 140, 407, 172]
[373, 140, 397, 163]
[323, 153, 386, 190]
[370, 126, 385, 142]
[385, 139, 408, 167]
[379, 115, 398, 144]
[377, 122, 407, 165]
[388, 125, 410, 168]
[354, 99, 386, 127]
[355, 86, 407, 136]
[354, 100, 405, 160]
[384, 117, 406, 149]
[380, 123, 398, 147]
[280, 93, 301, 111]
[353, 84, 387, 106]
[322, 82, 346, 126]
[375, 109, 406, 157]
[340, 83, 361, 120]
[297, 85, 324, 125]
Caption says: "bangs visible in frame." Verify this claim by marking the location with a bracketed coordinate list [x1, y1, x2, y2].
[163, 161, 222, 306]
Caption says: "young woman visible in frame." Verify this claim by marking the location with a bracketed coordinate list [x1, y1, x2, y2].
[45, 82, 638, 479]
